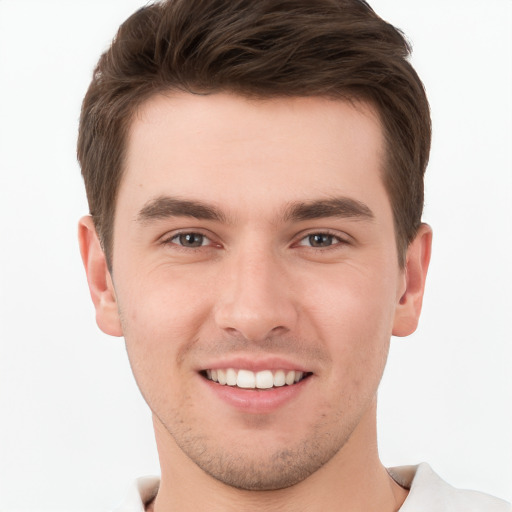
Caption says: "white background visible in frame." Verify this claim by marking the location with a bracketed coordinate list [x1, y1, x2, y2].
[0, 1, 510, 510]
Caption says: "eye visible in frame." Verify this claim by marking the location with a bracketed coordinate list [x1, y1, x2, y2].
[169, 232, 210, 248]
[297, 232, 345, 248]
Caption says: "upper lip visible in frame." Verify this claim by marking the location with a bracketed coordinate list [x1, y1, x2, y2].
[196, 355, 312, 373]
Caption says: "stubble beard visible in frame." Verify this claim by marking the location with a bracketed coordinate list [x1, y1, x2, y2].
[156, 406, 356, 491]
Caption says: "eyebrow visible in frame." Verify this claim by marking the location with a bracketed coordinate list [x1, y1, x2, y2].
[283, 197, 374, 222]
[137, 196, 227, 223]
[136, 195, 374, 225]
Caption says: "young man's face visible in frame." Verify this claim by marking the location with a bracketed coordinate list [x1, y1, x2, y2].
[82, 93, 429, 490]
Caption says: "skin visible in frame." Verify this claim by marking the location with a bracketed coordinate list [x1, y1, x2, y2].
[79, 93, 431, 511]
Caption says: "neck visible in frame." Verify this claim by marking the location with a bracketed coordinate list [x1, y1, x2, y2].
[150, 400, 408, 512]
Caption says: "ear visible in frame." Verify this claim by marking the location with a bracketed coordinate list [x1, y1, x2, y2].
[78, 216, 123, 337]
[392, 223, 432, 337]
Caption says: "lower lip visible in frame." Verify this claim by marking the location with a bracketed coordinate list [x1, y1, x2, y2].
[202, 375, 311, 414]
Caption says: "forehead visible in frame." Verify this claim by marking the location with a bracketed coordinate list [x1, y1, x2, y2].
[119, 92, 388, 221]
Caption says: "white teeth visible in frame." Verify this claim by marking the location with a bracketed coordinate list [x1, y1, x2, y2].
[226, 368, 237, 386]
[285, 370, 295, 385]
[256, 370, 273, 389]
[273, 369, 286, 387]
[217, 369, 227, 385]
[205, 368, 307, 389]
[237, 369, 256, 388]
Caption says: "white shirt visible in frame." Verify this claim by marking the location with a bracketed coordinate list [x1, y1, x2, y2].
[112, 463, 511, 511]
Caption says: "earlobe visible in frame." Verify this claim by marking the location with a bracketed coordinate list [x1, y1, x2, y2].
[392, 223, 432, 337]
[78, 216, 123, 337]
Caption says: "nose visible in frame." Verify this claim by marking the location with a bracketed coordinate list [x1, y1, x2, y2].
[214, 246, 298, 343]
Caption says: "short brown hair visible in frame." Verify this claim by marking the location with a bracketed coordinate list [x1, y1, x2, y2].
[78, 0, 431, 269]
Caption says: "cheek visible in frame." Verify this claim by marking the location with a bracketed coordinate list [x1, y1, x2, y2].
[302, 265, 397, 392]
[304, 262, 398, 339]
[118, 264, 214, 340]
[114, 268, 215, 402]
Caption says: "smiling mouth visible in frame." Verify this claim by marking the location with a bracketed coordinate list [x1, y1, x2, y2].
[201, 368, 312, 390]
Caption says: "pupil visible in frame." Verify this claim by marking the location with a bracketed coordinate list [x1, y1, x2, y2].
[180, 233, 203, 247]
[310, 234, 332, 247]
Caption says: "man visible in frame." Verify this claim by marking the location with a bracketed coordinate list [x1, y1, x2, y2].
[77, 0, 510, 510]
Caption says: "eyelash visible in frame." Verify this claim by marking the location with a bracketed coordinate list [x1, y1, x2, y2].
[162, 231, 215, 249]
[161, 230, 349, 251]
[295, 231, 349, 249]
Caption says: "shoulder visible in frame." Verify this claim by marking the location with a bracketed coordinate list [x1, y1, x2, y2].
[389, 463, 511, 512]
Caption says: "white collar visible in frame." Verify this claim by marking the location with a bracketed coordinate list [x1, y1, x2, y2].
[389, 463, 509, 511]
[113, 463, 510, 511]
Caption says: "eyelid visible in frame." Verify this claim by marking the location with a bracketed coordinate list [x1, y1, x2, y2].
[294, 229, 351, 248]
[160, 229, 220, 248]
[158, 228, 351, 249]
